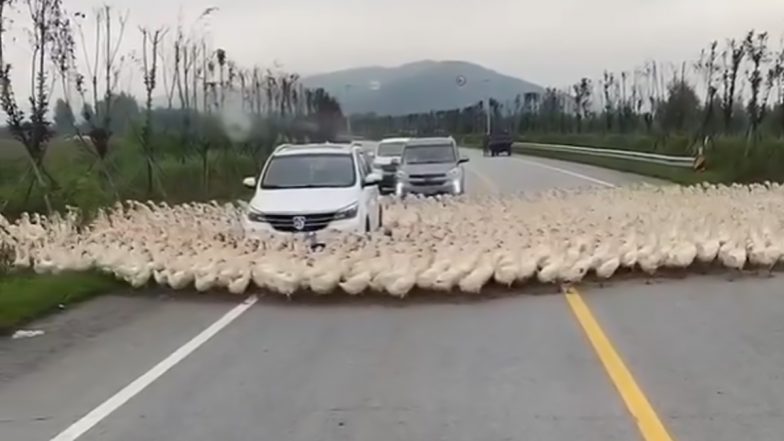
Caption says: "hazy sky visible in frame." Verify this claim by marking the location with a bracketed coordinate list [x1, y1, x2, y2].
[3, 0, 784, 100]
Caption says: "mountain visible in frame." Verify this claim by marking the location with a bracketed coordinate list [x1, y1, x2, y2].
[302, 60, 543, 116]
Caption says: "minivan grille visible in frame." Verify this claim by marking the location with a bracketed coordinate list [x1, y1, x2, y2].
[408, 173, 448, 186]
[409, 173, 446, 179]
[258, 212, 337, 232]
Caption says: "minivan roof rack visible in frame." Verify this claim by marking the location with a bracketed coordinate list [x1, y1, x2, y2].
[273, 144, 292, 153]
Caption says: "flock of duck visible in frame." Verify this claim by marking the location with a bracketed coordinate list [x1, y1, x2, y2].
[2, 182, 784, 297]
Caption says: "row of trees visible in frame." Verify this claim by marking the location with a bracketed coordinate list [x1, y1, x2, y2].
[0, 0, 345, 213]
[353, 31, 784, 146]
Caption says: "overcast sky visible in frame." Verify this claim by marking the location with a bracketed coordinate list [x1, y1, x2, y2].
[3, 0, 784, 100]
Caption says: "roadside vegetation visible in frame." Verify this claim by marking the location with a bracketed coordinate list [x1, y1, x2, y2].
[354, 31, 784, 183]
[0, 1, 346, 328]
[0, 1, 346, 219]
[0, 271, 120, 334]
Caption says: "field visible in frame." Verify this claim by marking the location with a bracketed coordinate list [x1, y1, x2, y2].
[0, 135, 263, 217]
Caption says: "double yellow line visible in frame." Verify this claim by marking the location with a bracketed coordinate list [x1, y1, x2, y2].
[564, 288, 675, 441]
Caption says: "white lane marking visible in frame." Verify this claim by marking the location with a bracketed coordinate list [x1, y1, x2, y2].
[512, 156, 617, 188]
[50, 295, 259, 441]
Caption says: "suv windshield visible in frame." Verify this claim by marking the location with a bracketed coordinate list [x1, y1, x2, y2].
[261, 154, 356, 189]
[402, 144, 456, 164]
[377, 142, 405, 157]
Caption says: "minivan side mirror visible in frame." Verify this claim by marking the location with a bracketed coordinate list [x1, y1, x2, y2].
[242, 177, 257, 189]
[458, 157, 470, 164]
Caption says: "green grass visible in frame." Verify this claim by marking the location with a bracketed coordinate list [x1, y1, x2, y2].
[461, 139, 721, 184]
[518, 133, 695, 156]
[0, 136, 263, 218]
[513, 145, 722, 184]
[465, 133, 784, 184]
[0, 271, 122, 333]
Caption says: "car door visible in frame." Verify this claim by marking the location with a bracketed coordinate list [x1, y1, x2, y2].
[356, 152, 380, 228]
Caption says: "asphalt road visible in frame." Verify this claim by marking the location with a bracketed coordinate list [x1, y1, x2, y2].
[2, 150, 784, 441]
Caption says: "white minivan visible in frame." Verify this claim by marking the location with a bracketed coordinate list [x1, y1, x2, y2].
[241, 143, 383, 237]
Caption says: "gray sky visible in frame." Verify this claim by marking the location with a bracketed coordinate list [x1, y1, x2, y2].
[3, 0, 784, 101]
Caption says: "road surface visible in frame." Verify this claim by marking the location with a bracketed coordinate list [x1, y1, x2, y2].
[2, 150, 783, 441]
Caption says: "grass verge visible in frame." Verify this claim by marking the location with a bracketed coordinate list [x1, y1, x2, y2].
[0, 271, 122, 334]
[461, 141, 719, 184]
[513, 144, 723, 184]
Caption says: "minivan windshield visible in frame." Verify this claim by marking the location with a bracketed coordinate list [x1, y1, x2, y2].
[377, 142, 405, 157]
[402, 144, 456, 164]
[261, 154, 356, 189]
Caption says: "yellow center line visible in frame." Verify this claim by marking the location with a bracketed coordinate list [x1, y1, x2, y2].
[564, 288, 675, 441]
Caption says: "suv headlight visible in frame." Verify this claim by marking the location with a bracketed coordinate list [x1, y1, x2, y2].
[247, 209, 265, 223]
[447, 167, 461, 178]
[396, 169, 407, 179]
[333, 202, 359, 220]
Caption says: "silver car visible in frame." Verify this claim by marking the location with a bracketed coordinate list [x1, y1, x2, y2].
[394, 137, 469, 196]
[372, 137, 410, 194]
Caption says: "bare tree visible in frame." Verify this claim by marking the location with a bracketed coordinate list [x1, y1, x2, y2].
[770, 44, 784, 137]
[216, 47, 226, 108]
[170, 18, 207, 160]
[157, 33, 177, 109]
[744, 30, 769, 144]
[74, 5, 129, 164]
[602, 71, 614, 131]
[138, 26, 167, 196]
[695, 41, 720, 137]
[721, 38, 746, 133]
[572, 78, 591, 133]
[0, 0, 73, 213]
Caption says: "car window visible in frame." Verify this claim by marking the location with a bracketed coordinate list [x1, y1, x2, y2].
[402, 144, 457, 164]
[261, 154, 356, 189]
[377, 142, 405, 157]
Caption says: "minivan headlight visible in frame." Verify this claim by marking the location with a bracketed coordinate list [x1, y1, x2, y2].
[247, 209, 265, 223]
[447, 167, 461, 178]
[333, 203, 359, 220]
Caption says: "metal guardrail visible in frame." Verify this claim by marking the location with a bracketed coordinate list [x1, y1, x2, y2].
[516, 142, 696, 168]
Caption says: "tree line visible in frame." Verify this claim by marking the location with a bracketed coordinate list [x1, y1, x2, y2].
[353, 30, 784, 149]
[0, 0, 345, 213]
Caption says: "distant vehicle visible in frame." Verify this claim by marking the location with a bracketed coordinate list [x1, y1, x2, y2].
[484, 130, 513, 156]
[395, 137, 469, 196]
[241, 143, 383, 240]
[372, 137, 410, 195]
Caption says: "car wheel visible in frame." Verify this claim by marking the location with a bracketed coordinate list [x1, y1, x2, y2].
[378, 206, 383, 229]
[365, 217, 371, 233]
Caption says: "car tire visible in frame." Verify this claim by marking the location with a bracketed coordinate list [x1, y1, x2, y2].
[378, 206, 383, 229]
[365, 217, 371, 233]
